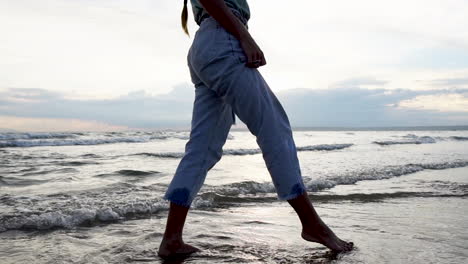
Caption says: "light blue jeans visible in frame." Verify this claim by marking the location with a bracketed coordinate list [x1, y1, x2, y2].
[163, 16, 306, 208]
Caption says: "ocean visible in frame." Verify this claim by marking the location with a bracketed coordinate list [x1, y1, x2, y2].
[0, 128, 467, 263]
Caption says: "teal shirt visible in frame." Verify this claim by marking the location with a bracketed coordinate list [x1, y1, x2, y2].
[190, 0, 250, 25]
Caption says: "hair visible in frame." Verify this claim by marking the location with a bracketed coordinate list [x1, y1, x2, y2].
[182, 0, 189, 36]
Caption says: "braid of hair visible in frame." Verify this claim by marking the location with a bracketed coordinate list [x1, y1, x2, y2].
[182, 0, 189, 36]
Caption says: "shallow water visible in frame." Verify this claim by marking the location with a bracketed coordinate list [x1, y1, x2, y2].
[0, 129, 467, 263]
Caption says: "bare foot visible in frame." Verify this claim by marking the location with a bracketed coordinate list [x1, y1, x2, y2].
[301, 220, 354, 252]
[157, 238, 200, 259]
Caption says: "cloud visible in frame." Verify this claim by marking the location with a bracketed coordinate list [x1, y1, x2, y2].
[397, 93, 468, 112]
[0, 85, 195, 129]
[277, 87, 468, 127]
[398, 46, 468, 70]
[1, 84, 467, 131]
[0, 0, 194, 97]
[1, 88, 61, 103]
[330, 77, 389, 89]
[427, 77, 468, 87]
[2, 0, 468, 98]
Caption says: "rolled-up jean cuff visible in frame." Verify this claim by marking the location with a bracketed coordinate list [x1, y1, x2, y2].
[278, 183, 307, 201]
[163, 193, 192, 208]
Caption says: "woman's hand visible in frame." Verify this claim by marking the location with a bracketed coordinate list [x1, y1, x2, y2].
[198, 0, 267, 68]
[240, 36, 267, 68]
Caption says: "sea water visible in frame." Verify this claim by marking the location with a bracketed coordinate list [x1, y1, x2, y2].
[0, 128, 467, 263]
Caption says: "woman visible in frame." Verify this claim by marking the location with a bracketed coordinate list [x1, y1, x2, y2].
[158, 0, 354, 259]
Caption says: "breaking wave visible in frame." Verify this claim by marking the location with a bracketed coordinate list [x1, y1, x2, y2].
[94, 170, 162, 178]
[0, 131, 235, 148]
[0, 132, 82, 140]
[0, 137, 151, 148]
[1, 159, 467, 232]
[134, 143, 354, 159]
[374, 134, 436, 145]
[374, 133, 468, 145]
[449, 136, 468, 141]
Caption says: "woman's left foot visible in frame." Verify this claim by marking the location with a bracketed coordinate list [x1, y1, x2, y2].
[301, 221, 354, 252]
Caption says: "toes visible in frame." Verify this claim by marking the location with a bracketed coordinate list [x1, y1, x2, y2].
[337, 241, 354, 252]
[345, 241, 354, 251]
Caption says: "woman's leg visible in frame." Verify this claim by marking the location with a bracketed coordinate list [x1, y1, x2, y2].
[157, 202, 200, 258]
[158, 82, 235, 258]
[162, 83, 234, 208]
[288, 192, 354, 252]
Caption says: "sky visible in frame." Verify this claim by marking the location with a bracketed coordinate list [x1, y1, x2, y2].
[1, 0, 468, 131]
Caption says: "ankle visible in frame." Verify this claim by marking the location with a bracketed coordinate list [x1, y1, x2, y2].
[162, 233, 183, 243]
[302, 220, 325, 232]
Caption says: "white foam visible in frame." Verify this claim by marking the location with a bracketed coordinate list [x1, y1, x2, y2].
[0, 201, 169, 232]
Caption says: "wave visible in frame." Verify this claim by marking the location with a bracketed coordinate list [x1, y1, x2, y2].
[116, 170, 161, 176]
[134, 143, 354, 159]
[2, 131, 466, 149]
[308, 191, 468, 202]
[374, 135, 436, 145]
[0, 191, 169, 232]
[80, 153, 102, 159]
[195, 189, 468, 207]
[449, 136, 468, 141]
[0, 131, 235, 148]
[376, 134, 468, 145]
[0, 168, 78, 186]
[147, 132, 234, 141]
[305, 160, 468, 190]
[0, 206, 161, 233]
[21, 168, 78, 177]
[192, 160, 468, 201]
[0, 137, 151, 148]
[0, 132, 81, 140]
[297, 143, 353, 151]
[57, 161, 100, 166]
[0, 175, 52, 186]
[2, 159, 467, 232]
[190, 160, 468, 207]
[94, 170, 162, 177]
[133, 152, 185, 159]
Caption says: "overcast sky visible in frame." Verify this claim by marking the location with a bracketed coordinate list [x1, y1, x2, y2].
[1, 0, 468, 131]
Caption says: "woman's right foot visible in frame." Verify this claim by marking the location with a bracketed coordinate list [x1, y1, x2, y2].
[157, 238, 200, 259]
[301, 221, 354, 252]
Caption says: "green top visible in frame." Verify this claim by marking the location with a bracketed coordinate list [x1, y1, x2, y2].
[190, 0, 250, 25]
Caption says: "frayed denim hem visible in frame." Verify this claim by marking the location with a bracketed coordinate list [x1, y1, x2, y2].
[278, 183, 307, 201]
[163, 193, 192, 209]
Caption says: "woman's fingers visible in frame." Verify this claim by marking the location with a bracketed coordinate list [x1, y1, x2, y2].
[260, 51, 266, 66]
[250, 53, 257, 66]
[239, 36, 267, 68]
[246, 52, 258, 68]
[246, 51, 266, 68]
